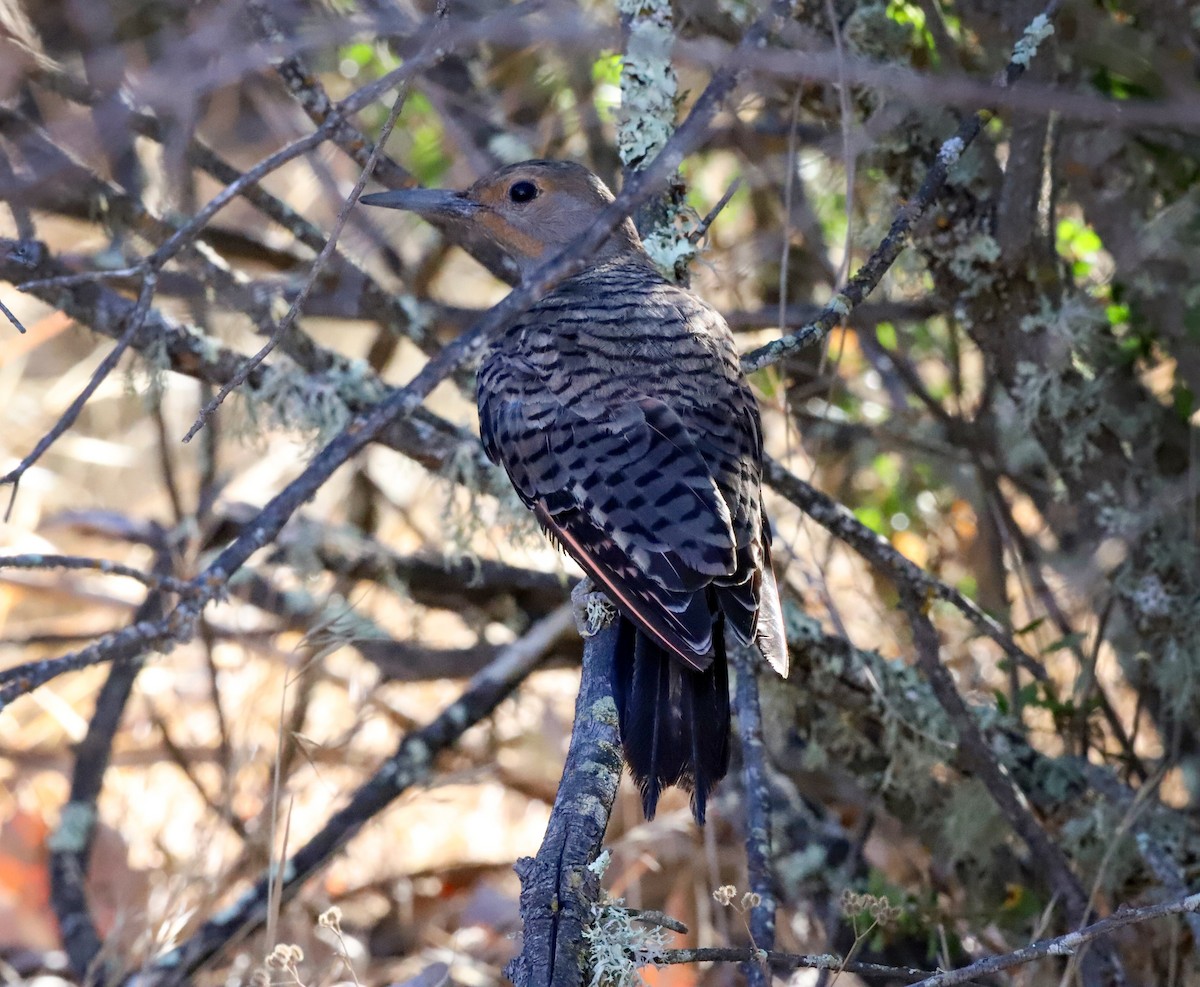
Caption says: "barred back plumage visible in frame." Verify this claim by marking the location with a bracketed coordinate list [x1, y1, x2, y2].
[364, 160, 788, 823]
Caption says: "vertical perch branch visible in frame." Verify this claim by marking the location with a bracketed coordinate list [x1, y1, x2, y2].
[732, 643, 776, 985]
[508, 585, 623, 987]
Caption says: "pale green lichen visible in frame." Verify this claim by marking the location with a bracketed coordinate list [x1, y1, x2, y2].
[640, 225, 698, 277]
[617, 0, 700, 280]
[1089, 484, 1139, 538]
[404, 738, 431, 766]
[784, 608, 827, 646]
[715, 0, 754, 27]
[776, 842, 831, 885]
[1130, 573, 1173, 618]
[394, 293, 436, 343]
[244, 368, 351, 446]
[946, 231, 1001, 295]
[1060, 801, 1140, 897]
[940, 779, 1008, 870]
[239, 358, 387, 447]
[439, 439, 542, 559]
[588, 849, 612, 877]
[782, 592, 1200, 913]
[47, 802, 96, 853]
[938, 136, 966, 166]
[578, 794, 611, 824]
[843, 2, 913, 60]
[181, 320, 225, 364]
[1011, 14, 1054, 68]
[827, 292, 853, 318]
[584, 593, 617, 632]
[617, 0, 676, 171]
[590, 695, 619, 725]
[1011, 359, 1106, 473]
[585, 893, 670, 987]
[488, 132, 536, 165]
[127, 328, 170, 408]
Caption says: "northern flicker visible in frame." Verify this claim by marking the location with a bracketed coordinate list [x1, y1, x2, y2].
[364, 160, 788, 823]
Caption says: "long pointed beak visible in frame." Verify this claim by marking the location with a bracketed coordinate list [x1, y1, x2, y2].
[360, 187, 480, 219]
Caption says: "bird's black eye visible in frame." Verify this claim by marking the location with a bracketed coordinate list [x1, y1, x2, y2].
[508, 180, 539, 204]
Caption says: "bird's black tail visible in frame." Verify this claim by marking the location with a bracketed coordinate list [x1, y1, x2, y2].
[611, 615, 731, 823]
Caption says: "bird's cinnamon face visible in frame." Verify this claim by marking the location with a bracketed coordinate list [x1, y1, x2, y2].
[464, 168, 563, 269]
[362, 160, 642, 278]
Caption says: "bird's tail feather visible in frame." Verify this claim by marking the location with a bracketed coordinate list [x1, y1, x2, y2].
[612, 615, 731, 823]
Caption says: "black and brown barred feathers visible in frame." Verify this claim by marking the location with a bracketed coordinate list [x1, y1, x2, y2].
[364, 160, 789, 823]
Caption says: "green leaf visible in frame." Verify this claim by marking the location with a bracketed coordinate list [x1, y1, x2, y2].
[1041, 632, 1085, 655]
[1174, 384, 1194, 423]
[854, 505, 886, 534]
[1014, 617, 1046, 636]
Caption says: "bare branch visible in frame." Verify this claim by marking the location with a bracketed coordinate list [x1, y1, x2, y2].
[741, 0, 1065, 374]
[1, 275, 158, 519]
[138, 602, 574, 986]
[0, 553, 191, 595]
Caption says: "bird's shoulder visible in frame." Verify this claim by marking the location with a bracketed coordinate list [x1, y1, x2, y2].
[486, 259, 734, 367]
[543, 258, 729, 329]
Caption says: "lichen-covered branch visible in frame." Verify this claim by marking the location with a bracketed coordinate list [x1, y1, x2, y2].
[507, 588, 622, 987]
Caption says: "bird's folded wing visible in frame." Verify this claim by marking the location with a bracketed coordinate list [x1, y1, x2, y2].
[480, 391, 738, 667]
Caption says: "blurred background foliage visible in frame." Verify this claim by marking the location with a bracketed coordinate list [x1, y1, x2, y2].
[1, 0, 1200, 984]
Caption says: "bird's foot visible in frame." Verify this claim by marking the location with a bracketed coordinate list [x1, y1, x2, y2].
[570, 579, 616, 637]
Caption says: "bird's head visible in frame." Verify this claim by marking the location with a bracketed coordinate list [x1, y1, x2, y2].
[361, 160, 643, 278]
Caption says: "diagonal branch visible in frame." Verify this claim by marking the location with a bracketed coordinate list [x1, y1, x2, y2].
[136, 602, 573, 986]
[507, 587, 623, 987]
[1, 275, 157, 518]
[900, 584, 1124, 986]
[740, 0, 1064, 374]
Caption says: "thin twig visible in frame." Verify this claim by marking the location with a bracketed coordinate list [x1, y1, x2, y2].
[2, 274, 158, 519]
[0, 295, 26, 334]
[50, 546, 172, 982]
[764, 456, 1047, 681]
[688, 177, 741, 244]
[34, 63, 432, 343]
[905, 891, 1200, 987]
[741, 0, 1065, 373]
[900, 584, 1124, 986]
[181, 82, 413, 442]
[143, 603, 573, 986]
[0, 553, 192, 594]
[656, 946, 949, 984]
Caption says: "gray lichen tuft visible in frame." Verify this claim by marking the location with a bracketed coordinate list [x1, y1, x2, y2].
[616, 0, 676, 172]
[584, 892, 670, 987]
[617, 0, 700, 280]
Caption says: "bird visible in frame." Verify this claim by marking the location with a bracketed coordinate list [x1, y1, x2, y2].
[363, 160, 788, 823]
